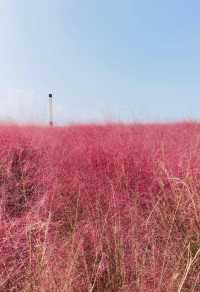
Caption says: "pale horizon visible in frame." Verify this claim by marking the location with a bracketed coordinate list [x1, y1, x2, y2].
[1, 1, 200, 124]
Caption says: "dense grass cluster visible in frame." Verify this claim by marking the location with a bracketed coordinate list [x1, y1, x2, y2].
[0, 122, 200, 291]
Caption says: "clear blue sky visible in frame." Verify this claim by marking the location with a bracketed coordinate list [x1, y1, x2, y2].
[0, 0, 200, 124]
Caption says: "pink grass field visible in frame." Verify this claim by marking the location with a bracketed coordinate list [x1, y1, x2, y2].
[0, 122, 200, 291]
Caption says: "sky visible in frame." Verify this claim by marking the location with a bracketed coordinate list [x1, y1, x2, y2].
[0, 0, 200, 125]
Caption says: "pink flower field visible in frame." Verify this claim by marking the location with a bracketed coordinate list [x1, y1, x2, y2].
[0, 122, 200, 291]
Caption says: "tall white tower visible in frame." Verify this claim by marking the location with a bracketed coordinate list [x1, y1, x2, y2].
[49, 93, 53, 126]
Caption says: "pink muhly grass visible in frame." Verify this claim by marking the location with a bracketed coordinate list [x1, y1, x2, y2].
[0, 122, 199, 291]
